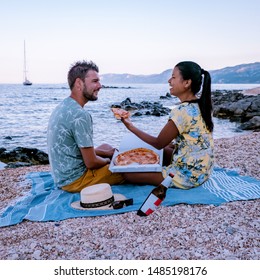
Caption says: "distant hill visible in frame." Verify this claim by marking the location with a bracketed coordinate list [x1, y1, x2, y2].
[210, 62, 260, 83]
[100, 69, 171, 84]
[100, 62, 260, 84]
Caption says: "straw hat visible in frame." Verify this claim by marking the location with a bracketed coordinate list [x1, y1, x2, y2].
[71, 183, 126, 210]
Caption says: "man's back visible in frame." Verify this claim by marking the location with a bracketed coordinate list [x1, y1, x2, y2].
[47, 97, 93, 188]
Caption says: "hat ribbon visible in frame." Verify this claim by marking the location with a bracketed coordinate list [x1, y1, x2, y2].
[80, 195, 115, 209]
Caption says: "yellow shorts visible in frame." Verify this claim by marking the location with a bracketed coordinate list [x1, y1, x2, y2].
[62, 164, 125, 193]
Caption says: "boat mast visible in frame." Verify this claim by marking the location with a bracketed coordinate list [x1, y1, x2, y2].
[23, 40, 27, 81]
[23, 40, 32, 85]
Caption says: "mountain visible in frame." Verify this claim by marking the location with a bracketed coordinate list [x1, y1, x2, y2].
[210, 62, 260, 83]
[100, 69, 171, 84]
[100, 62, 260, 84]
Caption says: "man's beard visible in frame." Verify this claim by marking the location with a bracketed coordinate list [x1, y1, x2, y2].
[83, 84, 98, 101]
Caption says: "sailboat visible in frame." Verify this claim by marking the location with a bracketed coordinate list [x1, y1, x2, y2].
[23, 40, 32, 86]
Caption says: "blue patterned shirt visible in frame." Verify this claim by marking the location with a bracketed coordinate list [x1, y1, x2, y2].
[47, 97, 93, 188]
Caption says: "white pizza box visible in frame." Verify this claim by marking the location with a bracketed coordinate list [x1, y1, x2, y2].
[109, 133, 163, 173]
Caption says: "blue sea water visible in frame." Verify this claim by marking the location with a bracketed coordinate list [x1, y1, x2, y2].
[0, 83, 258, 153]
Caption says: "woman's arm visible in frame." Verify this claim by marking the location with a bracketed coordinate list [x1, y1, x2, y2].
[121, 118, 179, 150]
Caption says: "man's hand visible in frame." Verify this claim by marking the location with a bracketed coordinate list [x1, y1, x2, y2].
[95, 143, 116, 159]
[80, 146, 111, 169]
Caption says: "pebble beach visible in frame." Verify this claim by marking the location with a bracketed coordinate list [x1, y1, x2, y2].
[0, 132, 259, 260]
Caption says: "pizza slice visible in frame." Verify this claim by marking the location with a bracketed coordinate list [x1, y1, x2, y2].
[111, 108, 131, 120]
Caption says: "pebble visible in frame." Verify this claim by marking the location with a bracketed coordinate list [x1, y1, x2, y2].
[226, 226, 236, 235]
[32, 250, 42, 259]
[30, 242, 37, 250]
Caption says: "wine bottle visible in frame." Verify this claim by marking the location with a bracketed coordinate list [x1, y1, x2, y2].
[137, 173, 174, 216]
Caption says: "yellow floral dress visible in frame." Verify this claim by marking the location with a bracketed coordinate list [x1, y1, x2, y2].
[162, 102, 214, 189]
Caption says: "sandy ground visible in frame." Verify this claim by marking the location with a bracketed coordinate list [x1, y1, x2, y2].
[0, 132, 259, 260]
[243, 86, 260, 95]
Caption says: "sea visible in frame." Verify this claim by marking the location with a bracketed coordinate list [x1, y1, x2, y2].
[0, 83, 259, 153]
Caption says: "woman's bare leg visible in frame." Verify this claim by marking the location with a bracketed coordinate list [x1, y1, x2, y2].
[123, 172, 164, 186]
[163, 144, 176, 166]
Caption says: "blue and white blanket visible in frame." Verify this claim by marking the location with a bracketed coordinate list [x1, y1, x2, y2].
[1, 166, 260, 227]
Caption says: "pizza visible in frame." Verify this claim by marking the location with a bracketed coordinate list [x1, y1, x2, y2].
[114, 147, 160, 166]
[111, 108, 131, 120]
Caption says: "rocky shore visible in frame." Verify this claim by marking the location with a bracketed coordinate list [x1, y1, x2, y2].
[0, 147, 49, 168]
[0, 132, 259, 260]
[111, 97, 171, 117]
[212, 90, 260, 130]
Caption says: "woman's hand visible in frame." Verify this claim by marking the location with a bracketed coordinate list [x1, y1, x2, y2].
[121, 116, 134, 130]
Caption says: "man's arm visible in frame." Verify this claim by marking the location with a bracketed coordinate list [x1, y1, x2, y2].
[95, 143, 116, 159]
[80, 147, 110, 169]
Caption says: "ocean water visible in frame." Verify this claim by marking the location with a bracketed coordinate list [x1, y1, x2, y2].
[0, 83, 258, 153]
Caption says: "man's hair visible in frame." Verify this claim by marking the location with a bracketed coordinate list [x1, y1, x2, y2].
[67, 60, 99, 90]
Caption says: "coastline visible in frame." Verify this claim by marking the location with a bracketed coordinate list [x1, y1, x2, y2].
[0, 132, 259, 260]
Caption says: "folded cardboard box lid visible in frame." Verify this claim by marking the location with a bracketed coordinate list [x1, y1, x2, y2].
[109, 133, 163, 173]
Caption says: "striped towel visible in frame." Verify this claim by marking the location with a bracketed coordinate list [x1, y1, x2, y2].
[0, 166, 260, 227]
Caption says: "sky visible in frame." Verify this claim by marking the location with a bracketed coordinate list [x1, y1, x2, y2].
[0, 0, 260, 83]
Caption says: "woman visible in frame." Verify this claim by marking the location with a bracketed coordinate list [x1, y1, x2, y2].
[122, 61, 214, 189]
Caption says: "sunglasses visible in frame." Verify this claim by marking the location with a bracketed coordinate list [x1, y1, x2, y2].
[110, 198, 133, 209]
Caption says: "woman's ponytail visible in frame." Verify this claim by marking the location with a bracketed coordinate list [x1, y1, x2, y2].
[176, 61, 214, 132]
[199, 70, 214, 132]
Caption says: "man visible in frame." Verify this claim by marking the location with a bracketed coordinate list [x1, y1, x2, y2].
[47, 60, 124, 192]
